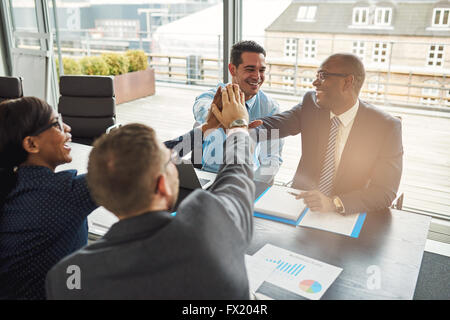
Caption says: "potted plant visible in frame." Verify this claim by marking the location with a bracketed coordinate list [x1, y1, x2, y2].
[56, 50, 155, 104]
[107, 50, 155, 104]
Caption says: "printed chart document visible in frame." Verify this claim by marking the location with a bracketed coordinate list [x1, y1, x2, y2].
[254, 185, 366, 237]
[254, 185, 307, 225]
[252, 244, 342, 300]
[244, 254, 277, 293]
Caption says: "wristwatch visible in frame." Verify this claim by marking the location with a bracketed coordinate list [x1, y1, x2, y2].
[333, 196, 345, 214]
[229, 119, 248, 128]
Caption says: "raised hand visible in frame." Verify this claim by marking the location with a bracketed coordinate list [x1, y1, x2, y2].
[212, 86, 223, 111]
[201, 87, 225, 134]
[211, 83, 248, 129]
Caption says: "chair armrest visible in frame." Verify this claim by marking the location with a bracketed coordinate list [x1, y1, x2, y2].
[106, 123, 122, 134]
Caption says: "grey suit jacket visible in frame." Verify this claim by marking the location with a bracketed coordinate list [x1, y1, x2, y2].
[46, 131, 255, 299]
[258, 91, 403, 214]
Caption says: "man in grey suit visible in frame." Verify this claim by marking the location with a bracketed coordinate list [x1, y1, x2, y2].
[46, 84, 255, 299]
[250, 53, 403, 215]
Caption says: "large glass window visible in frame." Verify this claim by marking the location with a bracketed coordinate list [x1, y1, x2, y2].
[10, 0, 38, 32]
[48, 1, 223, 85]
[3, 0, 449, 220]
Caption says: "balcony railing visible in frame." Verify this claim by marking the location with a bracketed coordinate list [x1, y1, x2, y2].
[15, 29, 450, 110]
[148, 53, 450, 110]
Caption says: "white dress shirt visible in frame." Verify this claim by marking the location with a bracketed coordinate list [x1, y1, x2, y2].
[330, 100, 359, 173]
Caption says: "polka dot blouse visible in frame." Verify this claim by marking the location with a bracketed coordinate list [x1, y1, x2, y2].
[0, 166, 97, 300]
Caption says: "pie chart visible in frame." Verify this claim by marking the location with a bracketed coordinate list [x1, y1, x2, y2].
[299, 280, 322, 293]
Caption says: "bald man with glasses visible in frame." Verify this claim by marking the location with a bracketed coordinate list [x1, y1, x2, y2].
[249, 53, 403, 215]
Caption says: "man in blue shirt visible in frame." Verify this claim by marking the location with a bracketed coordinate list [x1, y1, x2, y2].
[193, 40, 283, 183]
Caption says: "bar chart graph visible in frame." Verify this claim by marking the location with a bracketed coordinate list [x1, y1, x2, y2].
[255, 244, 343, 300]
[265, 258, 306, 277]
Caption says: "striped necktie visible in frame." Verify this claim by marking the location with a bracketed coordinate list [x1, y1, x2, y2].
[318, 116, 342, 196]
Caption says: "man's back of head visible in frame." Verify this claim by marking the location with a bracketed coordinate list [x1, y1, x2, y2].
[87, 124, 164, 218]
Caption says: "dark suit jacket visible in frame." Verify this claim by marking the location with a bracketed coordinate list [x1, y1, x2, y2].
[46, 131, 255, 299]
[259, 91, 403, 214]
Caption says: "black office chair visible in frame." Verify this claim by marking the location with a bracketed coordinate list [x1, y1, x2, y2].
[0, 76, 23, 103]
[58, 75, 116, 145]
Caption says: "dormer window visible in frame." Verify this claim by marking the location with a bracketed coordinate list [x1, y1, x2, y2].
[375, 8, 392, 26]
[432, 8, 450, 27]
[353, 7, 369, 25]
[351, 6, 393, 27]
[297, 6, 317, 22]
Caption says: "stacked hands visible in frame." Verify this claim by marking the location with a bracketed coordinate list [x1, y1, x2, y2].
[201, 84, 335, 213]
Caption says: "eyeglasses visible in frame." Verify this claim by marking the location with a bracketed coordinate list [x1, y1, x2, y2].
[165, 149, 181, 168]
[316, 71, 350, 81]
[30, 114, 64, 136]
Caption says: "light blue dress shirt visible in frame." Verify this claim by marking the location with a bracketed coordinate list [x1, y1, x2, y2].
[193, 83, 284, 182]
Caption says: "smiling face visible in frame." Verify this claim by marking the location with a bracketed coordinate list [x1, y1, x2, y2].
[229, 51, 266, 101]
[313, 54, 366, 115]
[313, 57, 351, 113]
[28, 112, 73, 170]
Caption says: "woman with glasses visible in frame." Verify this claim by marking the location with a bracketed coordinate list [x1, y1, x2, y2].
[0, 97, 97, 300]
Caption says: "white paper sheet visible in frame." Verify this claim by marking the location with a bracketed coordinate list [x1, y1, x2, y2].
[252, 244, 343, 300]
[299, 210, 362, 236]
[245, 254, 277, 293]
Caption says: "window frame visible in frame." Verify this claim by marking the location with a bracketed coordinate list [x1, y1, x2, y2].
[372, 41, 389, 65]
[303, 38, 316, 60]
[426, 44, 445, 68]
[352, 7, 369, 25]
[296, 5, 317, 22]
[374, 7, 392, 26]
[367, 74, 385, 101]
[352, 40, 365, 61]
[421, 79, 441, 106]
[432, 8, 450, 27]
[284, 38, 297, 59]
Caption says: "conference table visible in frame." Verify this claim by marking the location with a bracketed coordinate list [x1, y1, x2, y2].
[60, 142, 431, 300]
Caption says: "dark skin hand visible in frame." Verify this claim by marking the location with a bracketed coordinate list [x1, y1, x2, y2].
[296, 190, 335, 213]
